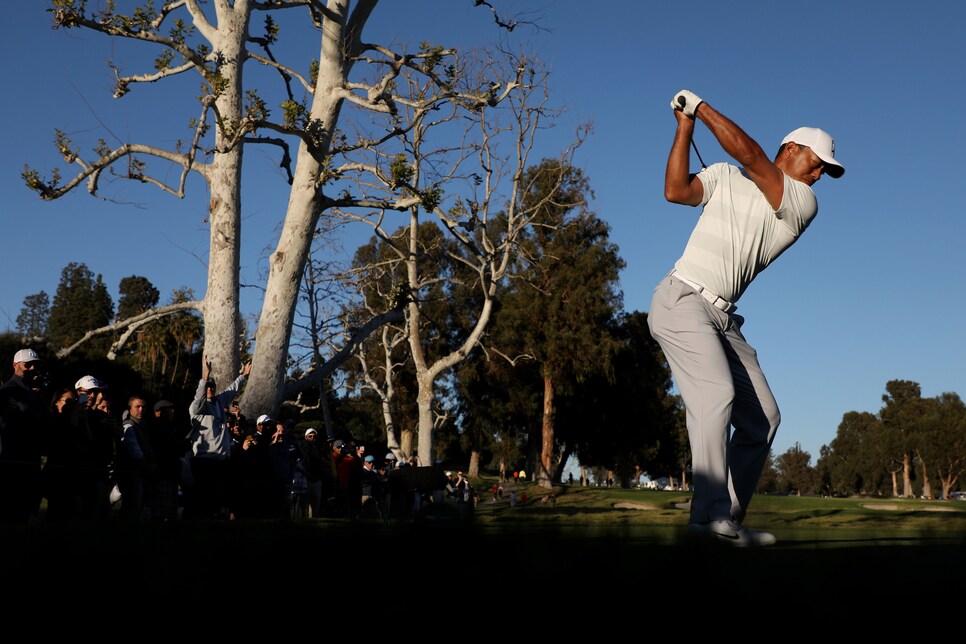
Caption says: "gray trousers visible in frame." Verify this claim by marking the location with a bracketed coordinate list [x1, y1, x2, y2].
[648, 274, 780, 524]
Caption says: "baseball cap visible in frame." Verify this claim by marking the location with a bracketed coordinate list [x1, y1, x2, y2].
[781, 127, 844, 178]
[365, 455, 375, 463]
[75, 375, 107, 390]
[14, 349, 39, 364]
[154, 400, 175, 412]
[256, 414, 273, 425]
[333, 439, 345, 449]
[304, 428, 318, 438]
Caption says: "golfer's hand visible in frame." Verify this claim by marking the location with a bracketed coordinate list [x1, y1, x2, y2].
[671, 89, 703, 117]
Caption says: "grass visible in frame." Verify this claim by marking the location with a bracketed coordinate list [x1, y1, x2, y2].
[4, 480, 965, 614]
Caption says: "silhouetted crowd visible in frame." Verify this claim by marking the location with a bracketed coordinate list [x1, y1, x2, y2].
[0, 348, 471, 525]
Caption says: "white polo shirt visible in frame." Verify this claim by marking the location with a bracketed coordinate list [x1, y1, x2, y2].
[673, 162, 818, 304]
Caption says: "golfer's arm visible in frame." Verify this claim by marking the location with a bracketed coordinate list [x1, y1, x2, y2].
[664, 113, 704, 206]
[694, 102, 784, 210]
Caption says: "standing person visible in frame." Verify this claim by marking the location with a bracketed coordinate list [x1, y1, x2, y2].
[331, 439, 356, 517]
[0, 349, 48, 523]
[267, 419, 300, 519]
[299, 428, 328, 519]
[80, 386, 117, 519]
[359, 454, 385, 517]
[149, 400, 188, 521]
[648, 89, 845, 546]
[116, 396, 153, 520]
[43, 386, 86, 521]
[186, 356, 252, 519]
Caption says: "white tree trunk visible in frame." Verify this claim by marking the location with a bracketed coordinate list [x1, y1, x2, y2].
[243, 4, 352, 418]
[202, 5, 249, 387]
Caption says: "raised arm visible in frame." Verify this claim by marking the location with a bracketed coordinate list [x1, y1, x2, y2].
[664, 109, 705, 206]
[672, 90, 784, 210]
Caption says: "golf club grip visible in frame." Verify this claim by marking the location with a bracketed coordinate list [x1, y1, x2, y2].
[677, 95, 687, 108]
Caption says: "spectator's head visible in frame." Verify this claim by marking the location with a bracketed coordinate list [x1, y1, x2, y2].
[257, 414, 273, 433]
[154, 399, 175, 419]
[96, 390, 113, 414]
[364, 455, 375, 469]
[75, 375, 107, 408]
[205, 379, 217, 401]
[128, 396, 147, 422]
[304, 428, 319, 443]
[50, 386, 77, 414]
[13, 348, 41, 385]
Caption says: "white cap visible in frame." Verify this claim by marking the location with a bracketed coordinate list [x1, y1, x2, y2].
[13, 348, 39, 364]
[75, 375, 107, 391]
[781, 127, 844, 178]
[304, 428, 318, 438]
[257, 414, 273, 425]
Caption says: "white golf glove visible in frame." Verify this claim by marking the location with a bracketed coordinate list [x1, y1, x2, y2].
[671, 89, 703, 117]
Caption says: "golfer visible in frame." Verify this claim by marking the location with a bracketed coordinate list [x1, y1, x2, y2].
[648, 89, 844, 546]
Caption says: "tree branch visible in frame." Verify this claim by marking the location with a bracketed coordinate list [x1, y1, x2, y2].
[284, 306, 405, 397]
[56, 300, 203, 359]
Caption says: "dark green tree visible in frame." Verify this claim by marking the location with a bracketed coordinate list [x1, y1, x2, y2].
[48, 262, 114, 356]
[117, 276, 160, 320]
[913, 392, 966, 499]
[776, 442, 817, 495]
[16, 291, 50, 340]
[817, 411, 887, 496]
[879, 380, 926, 497]
[756, 450, 779, 494]
[498, 160, 625, 487]
[559, 311, 682, 488]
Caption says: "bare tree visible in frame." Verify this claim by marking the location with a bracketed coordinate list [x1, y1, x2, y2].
[26, 1, 529, 427]
[329, 49, 585, 463]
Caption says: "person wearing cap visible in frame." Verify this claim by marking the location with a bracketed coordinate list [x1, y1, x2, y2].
[75, 374, 106, 409]
[0, 349, 47, 523]
[68, 376, 116, 520]
[359, 453, 386, 517]
[299, 428, 329, 518]
[648, 90, 845, 547]
[185, 355, 252, 519]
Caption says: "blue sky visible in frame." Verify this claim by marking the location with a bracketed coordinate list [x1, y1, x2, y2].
[3, 1, 965, 463]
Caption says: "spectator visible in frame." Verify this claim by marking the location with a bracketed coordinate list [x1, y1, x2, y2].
[299, 428, 329, 519]
[148, 400, 187, 521]
[331, 439, 357, 517]
[80, 386, 117, 519]
[268, 419, 300, 519]
[116, 396, 153, 520]
[234, 413, 275, 518]
[43, 386, 86, 521]
[360, 454, 385, 517]
[0, 348, 48, 523]
[454, 471, 471, 504]
[185, 356, 251, 519]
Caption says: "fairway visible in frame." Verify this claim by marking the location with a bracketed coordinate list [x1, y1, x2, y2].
[3, 486, 964, 613]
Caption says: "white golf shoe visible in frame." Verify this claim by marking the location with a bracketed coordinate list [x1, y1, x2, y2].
[687, 519, 776, 547]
